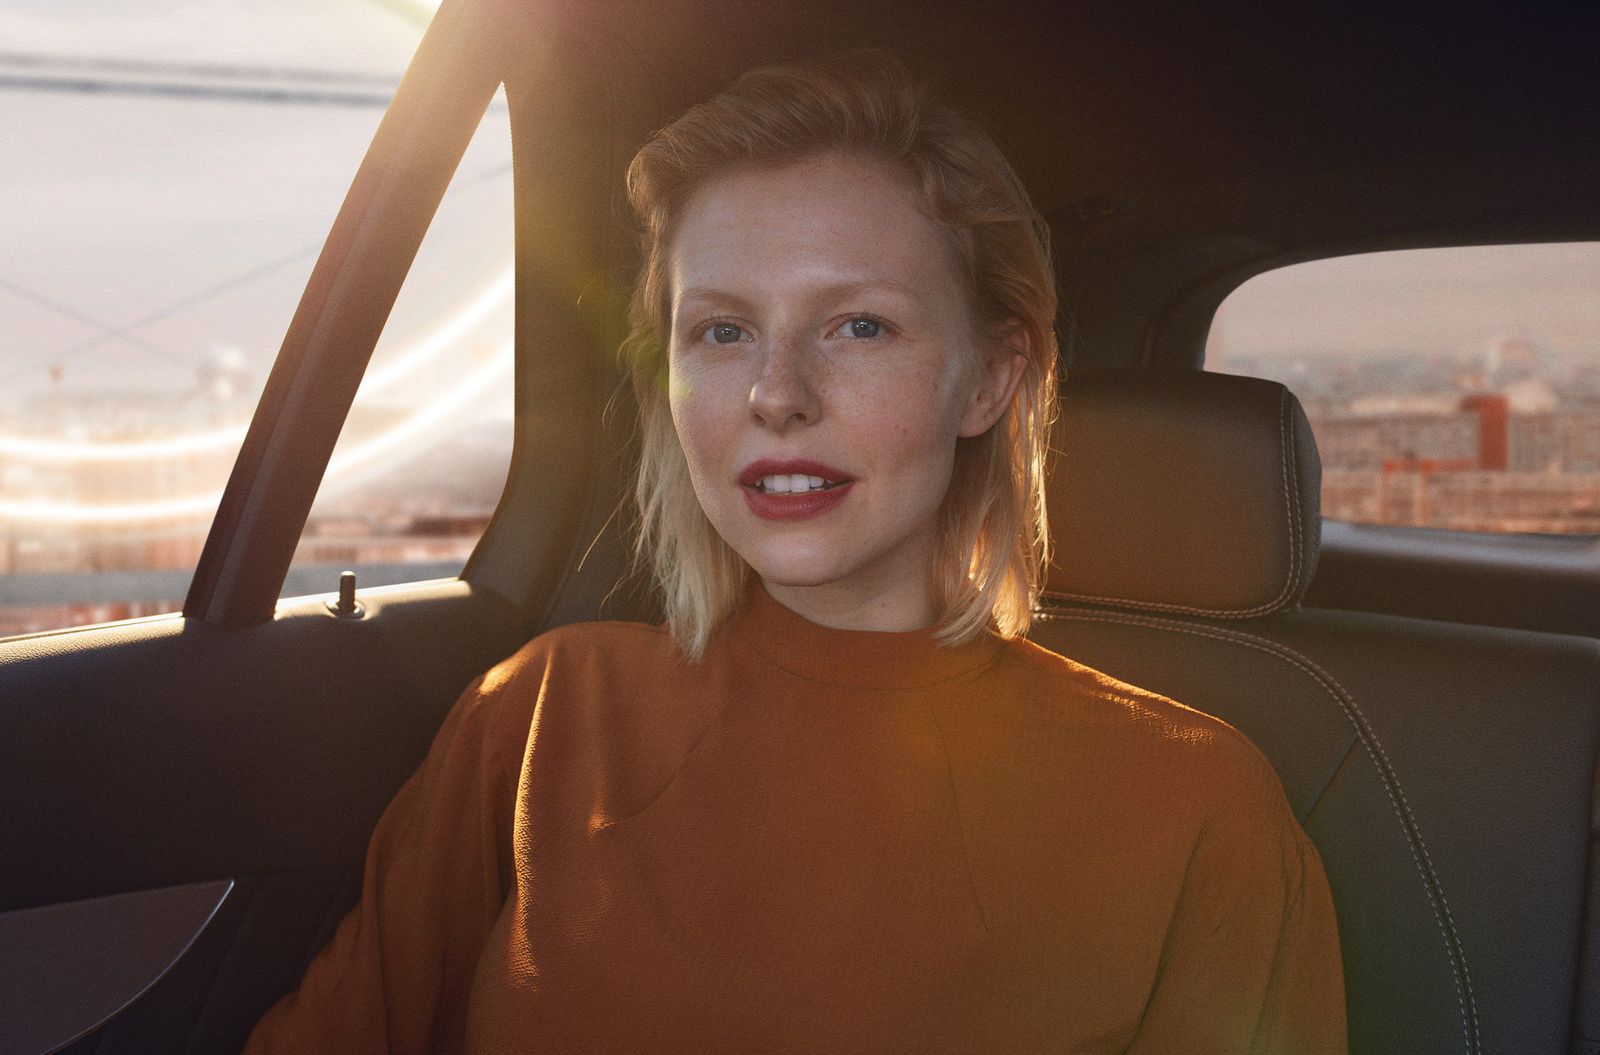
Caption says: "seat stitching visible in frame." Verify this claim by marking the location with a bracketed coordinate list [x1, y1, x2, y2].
[1046, 391, 1304, 619]
[1280, 389, 1305, 607]
[1041, 609, 1478, 1051]
[1040, 609, 1479, 1052]
[1037, 592, 1283, 618]
[1035, 608, 1480, 1054]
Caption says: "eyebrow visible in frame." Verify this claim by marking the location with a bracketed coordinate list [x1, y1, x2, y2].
[675, 279, 928, 313]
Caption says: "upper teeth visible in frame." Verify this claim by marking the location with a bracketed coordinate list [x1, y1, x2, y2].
[759, 474, 831, 494]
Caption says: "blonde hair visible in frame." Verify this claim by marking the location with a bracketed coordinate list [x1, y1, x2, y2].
[622, 49, 1059, 659]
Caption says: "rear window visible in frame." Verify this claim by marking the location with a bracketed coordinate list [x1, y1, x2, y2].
[1208, 243, 1600, 534]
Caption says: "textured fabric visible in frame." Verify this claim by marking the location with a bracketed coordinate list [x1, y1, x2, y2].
[243, 583, 1347, 1053]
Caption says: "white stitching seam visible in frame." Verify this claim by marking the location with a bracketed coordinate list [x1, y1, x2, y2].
[1048, 389, 1306, 619]
[1034, 607, 1480, 1054]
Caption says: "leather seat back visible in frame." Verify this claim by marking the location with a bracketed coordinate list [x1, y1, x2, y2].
[1029, 369, 1600, 1053]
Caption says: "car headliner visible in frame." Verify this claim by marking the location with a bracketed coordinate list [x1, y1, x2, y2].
[554, 0, 1599, 368]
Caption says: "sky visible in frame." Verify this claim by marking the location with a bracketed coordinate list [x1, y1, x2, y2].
[0, 0, 512, 416]
[1214, 242, 1600, 364]
[0, 0, 428, 69]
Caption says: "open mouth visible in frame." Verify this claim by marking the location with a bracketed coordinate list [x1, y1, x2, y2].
[752, 474, 850, 495]
[738, 459, 855, 495]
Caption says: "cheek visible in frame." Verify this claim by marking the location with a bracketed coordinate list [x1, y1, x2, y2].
[667, 390, 706, 468]
[875, 370, 967, 458]
[668, 370, 733, 480]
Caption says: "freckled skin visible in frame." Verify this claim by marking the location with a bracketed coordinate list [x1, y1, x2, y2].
[667, 151, 1027, 632]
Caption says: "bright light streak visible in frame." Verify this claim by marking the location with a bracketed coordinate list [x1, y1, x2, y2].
[326, 349, 512, 484]
[0, 491, 235, 525]
[0, 263, 512, 464]
[0, 348, 514, 524]
[0, 424, 250, 463]
[393, 0, 443, 19]
[360, 261, 512, 395]
[0, 0, 491, 523]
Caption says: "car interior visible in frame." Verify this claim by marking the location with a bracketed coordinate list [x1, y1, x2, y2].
[1, 1, 1597, 1052]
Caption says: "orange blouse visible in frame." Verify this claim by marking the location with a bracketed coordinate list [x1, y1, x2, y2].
[244, 582, 1347, 1053]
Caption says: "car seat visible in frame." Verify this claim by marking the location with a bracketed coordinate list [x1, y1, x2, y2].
[1028, 368, 1600, 1054]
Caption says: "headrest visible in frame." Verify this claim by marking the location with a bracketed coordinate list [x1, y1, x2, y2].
[1043, 369, 1322, 618]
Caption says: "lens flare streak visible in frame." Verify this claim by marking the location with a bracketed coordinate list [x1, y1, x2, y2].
[0, 263, 514, 465]
[0, 346, 514, 525]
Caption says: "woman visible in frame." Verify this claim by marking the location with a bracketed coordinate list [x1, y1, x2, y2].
[245, 49, 1347, 1054]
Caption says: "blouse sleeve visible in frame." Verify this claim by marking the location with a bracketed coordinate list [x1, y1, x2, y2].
[242, 667, 524, 1055]
[1125, 749, 1349, 1055]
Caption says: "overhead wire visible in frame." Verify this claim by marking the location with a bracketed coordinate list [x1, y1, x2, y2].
[0, 0, 518, 531]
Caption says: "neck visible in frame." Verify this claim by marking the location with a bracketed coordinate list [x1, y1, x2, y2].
[724, 577, 1000, 691]
[759, 574, 937, 633]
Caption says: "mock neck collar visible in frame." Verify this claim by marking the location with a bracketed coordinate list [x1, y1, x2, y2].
[721, 578, 1002, 690]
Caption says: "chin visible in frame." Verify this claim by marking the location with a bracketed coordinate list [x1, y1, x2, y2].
[738, 546, 853, 591]
[746, 562, 848, 590]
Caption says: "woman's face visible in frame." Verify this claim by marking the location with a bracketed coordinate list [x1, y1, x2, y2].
[666, 150, 1026, 630]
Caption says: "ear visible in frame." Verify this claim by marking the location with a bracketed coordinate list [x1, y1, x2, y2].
[958, 318, 1031, 438]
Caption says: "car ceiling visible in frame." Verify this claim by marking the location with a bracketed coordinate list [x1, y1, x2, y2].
[529, 0, 1600, 368]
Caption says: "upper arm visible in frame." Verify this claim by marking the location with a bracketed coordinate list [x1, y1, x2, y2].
[1126, 744, 1348, 1054]
[242, 663, 531, 1055]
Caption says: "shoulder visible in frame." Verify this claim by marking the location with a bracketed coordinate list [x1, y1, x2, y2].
[438, 619, 674, 735]
[464, 618, 736, 750]
[979, 639, 1308, 881]
[484, 618, 676, 689]
[987, 634, 1284, 802]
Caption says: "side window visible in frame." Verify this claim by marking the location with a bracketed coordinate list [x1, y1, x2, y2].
[0, 2, 508, 638]
[284, 89, 513, 600]
[1208, 243, 1600, 534]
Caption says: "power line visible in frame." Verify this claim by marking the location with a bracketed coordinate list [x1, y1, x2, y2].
[0, 51, 404, 87]
[56, 244, 321, 362]
[0, 51, 401, 107]
[0, 51, 506, 110]
[0, 174, 514, 394]
[0, 273, 195, 374]
[33, 159, 511, 372]
[0, 73, 397, 108]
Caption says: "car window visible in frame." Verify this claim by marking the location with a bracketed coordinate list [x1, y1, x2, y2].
[1208, 242, 1600, 534]
[0, 0, 508, 637]
[284, 87, 513, 602]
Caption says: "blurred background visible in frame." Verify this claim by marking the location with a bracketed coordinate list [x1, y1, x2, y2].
[0, 1, 1596, 636]
[0, 0, 514, 635]
[1211, 244, 1600, 540]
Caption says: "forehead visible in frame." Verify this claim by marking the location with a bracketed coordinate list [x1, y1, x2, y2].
[668, 152, 965, 306]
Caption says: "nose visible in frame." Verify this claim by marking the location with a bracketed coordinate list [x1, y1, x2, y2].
[747, 337, 821, 430]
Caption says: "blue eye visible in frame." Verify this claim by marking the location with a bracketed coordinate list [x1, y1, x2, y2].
[837, 317, 883, 339]
[702, 321, 746, 344]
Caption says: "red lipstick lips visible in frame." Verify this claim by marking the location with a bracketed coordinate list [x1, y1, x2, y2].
[738, 459, 855, 522]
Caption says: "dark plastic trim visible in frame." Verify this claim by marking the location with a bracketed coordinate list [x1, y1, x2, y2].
[1307, 517, 1600, 638]
[0, 879, 233, 1055]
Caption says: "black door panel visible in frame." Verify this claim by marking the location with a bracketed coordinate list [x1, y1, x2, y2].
[0, 582, 527, 913]
[1, 879, 233, 1055]
[1309, 518, 1600, 637]
[1, 582, 528, 1053]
